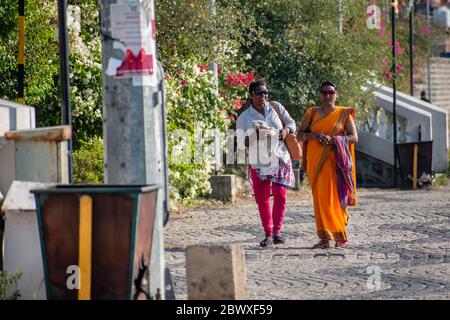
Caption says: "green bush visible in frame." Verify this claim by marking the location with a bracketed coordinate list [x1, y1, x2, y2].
[166, 61, 232, 205]
[0, 269, 22, 300]
[73, 137, 104, 184]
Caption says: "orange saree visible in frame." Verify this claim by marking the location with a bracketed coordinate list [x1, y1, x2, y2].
[304, 106, 357, 241]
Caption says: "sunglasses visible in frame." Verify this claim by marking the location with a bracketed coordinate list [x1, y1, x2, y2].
[254, 89, 269, 96]
[320, 90, 337, 95]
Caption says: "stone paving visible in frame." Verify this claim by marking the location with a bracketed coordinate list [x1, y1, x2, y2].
[164, 183, 450, 300]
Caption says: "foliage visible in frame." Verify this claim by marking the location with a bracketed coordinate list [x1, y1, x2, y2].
[155, 0, 258, 204]
[66, 1, 103, 146]
[156, 0, 258, 75]
[1, 0, 448, 203]
[0, 269, 22, 300]
[236, 0, 445, 122]
[165, 61, 232, 204]
[73, 137, 104, 184]
[0, 0, 102, 148]
[375, 1, 448, 93]
[219, 69, 255, 125]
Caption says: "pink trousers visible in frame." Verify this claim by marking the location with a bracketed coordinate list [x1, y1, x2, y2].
[249, 166, 287, 237]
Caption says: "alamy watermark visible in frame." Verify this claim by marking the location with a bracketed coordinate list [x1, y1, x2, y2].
[66, 265, 80, 290]
[366, 265, 383, 291]
[171, 124, 283, 168]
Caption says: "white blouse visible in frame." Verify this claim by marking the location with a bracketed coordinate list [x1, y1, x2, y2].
[236, 101, 296, 168]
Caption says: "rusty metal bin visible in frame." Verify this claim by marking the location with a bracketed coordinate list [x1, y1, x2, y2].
[396, 141, 433, 188]
[31, 184, 160, 300]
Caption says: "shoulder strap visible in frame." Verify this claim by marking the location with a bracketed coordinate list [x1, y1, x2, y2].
[306, 107, 318, 130]
[270, 101, 285, 128]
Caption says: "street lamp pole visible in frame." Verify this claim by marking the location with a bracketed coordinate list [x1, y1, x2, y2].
[426, 0, 432, 103]
[391, 0, 398, 188]
[57, 0, 73, 183]
[18, 0, 25, 104]
[409, 0, 414, 96]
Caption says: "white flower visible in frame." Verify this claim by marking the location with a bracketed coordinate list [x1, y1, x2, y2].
[193, 66, 201, 77]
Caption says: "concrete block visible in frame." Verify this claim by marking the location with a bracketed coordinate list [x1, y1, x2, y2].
[0, 99, 35, 136]
[186, 245, 246, 300]
[1, 180, 56, 300]
[210, 174, 236, 203]
[0, 126, 71, 195]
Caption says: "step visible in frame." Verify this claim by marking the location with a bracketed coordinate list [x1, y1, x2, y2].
[430, 57, 450, 64]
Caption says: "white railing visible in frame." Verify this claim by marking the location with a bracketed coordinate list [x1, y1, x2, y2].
[356, 84, 448, 172]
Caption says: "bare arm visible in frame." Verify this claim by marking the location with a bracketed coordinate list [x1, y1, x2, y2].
[297, 109, 320, 142]
[344, 117, 358, 144]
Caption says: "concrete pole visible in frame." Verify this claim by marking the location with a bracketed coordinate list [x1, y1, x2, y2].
[99, 0, 166, 299]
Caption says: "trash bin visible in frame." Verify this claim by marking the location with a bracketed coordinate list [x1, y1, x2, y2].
[396, 141, 433, 188]
[31, 184, 160, 300]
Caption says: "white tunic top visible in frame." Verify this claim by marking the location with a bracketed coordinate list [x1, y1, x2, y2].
[236, 101, 296, 169]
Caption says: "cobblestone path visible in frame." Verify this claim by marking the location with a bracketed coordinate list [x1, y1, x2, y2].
[164, 184, 450, 300]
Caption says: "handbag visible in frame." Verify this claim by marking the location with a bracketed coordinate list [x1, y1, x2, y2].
[270, 101, 302, 161]
[300, 107, 318, 171]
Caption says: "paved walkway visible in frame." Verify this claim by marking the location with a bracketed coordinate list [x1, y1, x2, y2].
[164, 184, 450, 300]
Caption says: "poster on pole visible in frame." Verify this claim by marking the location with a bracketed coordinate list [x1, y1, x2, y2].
[107, 0, 157, 86]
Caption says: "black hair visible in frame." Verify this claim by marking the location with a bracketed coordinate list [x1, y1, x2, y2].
[320, 81, 337, 91]
[249, 79, 268, 94]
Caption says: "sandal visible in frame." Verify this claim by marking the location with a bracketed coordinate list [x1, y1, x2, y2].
[273, 235, 285, 245]
[335, 241, 348, 248]
[312, 240, 330, 249]
[259, 237, 272, 248]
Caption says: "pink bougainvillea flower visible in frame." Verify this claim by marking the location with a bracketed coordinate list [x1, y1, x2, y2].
[246, 72, 255, 84]
[421, 25, 431, 36]
[377, 28, 385, 36]
[198, 64, 209, 73]
[180, 79, 188, 86]
[232, 98, 243, 110]
[228, 114, 236, 121]
[384, 70, 392, 80]
[224, 71, 255, 87]
[396, 63, 402, 73]
[389, 40, 405, 55]
[396, 45, 405, 55]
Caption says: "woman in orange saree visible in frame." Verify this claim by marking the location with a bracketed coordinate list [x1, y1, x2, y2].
[297, 81, 358, 248]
